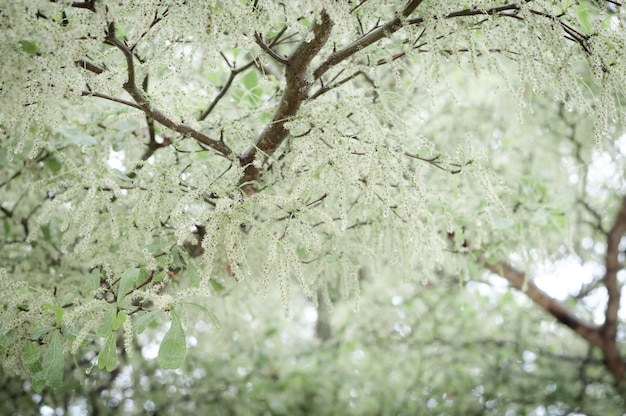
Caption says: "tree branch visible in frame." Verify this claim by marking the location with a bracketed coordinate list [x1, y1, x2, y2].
[407, 3, 592, 55]
[238, 10, 334, 194]
[313, 0, 424, 80]
[601, 196, 626, 380]
[254, 33, 289, 65]
[104, 22, 232, 158]
[481, 221, 626, 385]
[50, 0, 97, 12]
[198, 57, 256, 121]
[482, 260, 604, 347]
[81, 90, 141, 110]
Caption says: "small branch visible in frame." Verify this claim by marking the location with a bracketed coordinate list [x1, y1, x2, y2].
[50, 0, 97, 12]
[104, 22, 232, 158]
[407, 4, 592, 54]
[131, 7, 169, 51]
[254, 33, 289, 65]
[81, 90, 141, 110]
[199, 59, 256, 121]
[75, 59, 105, 74]
[309, 70, 365, 100]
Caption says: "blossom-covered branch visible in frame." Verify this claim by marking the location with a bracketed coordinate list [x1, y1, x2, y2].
[104, 22, 233, 158]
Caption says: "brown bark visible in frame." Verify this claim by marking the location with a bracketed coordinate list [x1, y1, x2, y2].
[482, 197, 626, 384]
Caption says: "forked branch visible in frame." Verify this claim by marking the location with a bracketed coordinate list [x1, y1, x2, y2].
[481, 195, 626, 383]
[104, 22, 233, 158]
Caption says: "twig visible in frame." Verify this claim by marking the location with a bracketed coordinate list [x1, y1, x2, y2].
[81, 90, 141, 110]
[199, 59, 256, 121]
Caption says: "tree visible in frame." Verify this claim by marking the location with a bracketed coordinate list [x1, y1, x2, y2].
[1, 0, 626, 413]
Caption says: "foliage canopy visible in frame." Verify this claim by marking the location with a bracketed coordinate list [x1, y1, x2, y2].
[2, 0, 626, 414]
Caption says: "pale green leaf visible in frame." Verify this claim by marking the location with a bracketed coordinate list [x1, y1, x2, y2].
[98, 333, 118, 372]
[42, 303, 64, 327]
[23, 341, 40, 365]
[41, 331, 64, 389]
[576, 5, 591, 34]
[111, 168, 133, 183]
[19, 40, 39, 55]
[157, 309, 187, 369]
[112, 311, 127, 331]
[134, 310, 162, 334]
[95, 311, 114, 338]
[118, 268, 139, 305]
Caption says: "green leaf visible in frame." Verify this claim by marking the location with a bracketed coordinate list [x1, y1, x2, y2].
[41, 331, 64, 389]
[44, 156, 62, 173]
[296, 245, 308, 259]
[171, 246, 184, 269]
[2, 217, 10, 236]
[158, 309, 187, 369]
[19, 40, 39, 55]
[23, 341, 40, 365]
[31, 326, 57, 341]
[0, 148, 8, 167]
[550, 212, 567, 231]
[298, 18, 312, 27]
[118, 268, 139, 305]
[0, 330, 13, 355]
[31, 375, 46, 393]
[98, 333, 118, 372]
[111, 168, 133, 183]
[112, 138, 126, 152]
[209, 279, 225, 292]
[89, 268, 101, 292]
[134, 310, 162, 334]
[178, 248, 200, 287]
[138, 267, 151, 286]
[42, 303, 64, 327]
[112, 311, 127, 331]
[40, 224, 52, 242]
[183, 302, 222, 330]
[576, 5, 591, 34]
[243, 69, 258, 91]
[153, 270, 168, 282]
[95, 311, 114, 338]
[206, 310, 222, 330]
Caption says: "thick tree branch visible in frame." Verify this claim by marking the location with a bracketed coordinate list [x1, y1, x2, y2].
[602, 196, 626, 340]
[601, 196, 626, 380]
[482, 260, 605, 348]
[238, 10, 334, 194]
[104, 22, 232, 158]
[313, 0, 424, 80]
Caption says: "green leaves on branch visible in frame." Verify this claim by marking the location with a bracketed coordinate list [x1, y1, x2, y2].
[157, 309, 187, 369]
